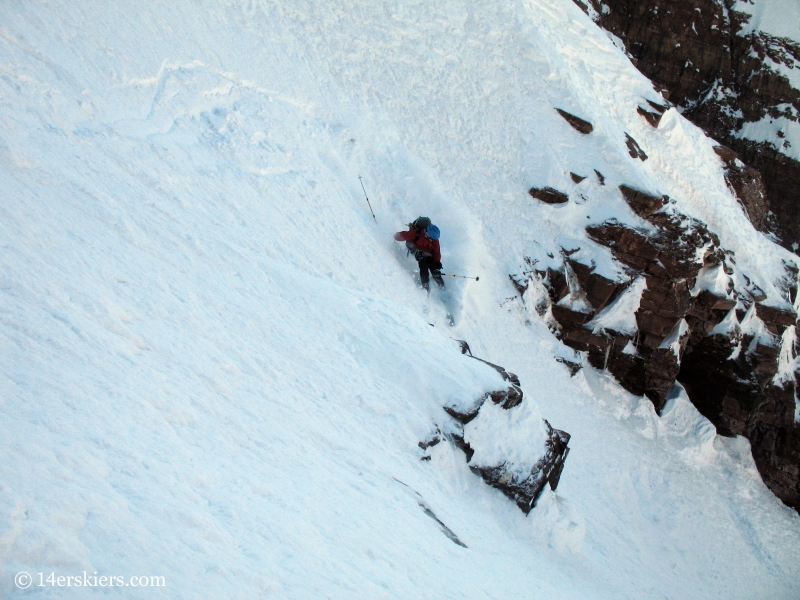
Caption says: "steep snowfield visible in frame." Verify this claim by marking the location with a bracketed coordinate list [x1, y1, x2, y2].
[2, 1, 799, 598]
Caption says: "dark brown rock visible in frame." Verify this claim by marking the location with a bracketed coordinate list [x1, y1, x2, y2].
[601, 345, 648, 396]
[545, 268, 569, 303]
[725, 164, 771, 232]
[570, 172, 587, 183]
[594, 170, 606, 185]
[637, 104, 664, 128]
[470, 420, 571, 514]
[441, 356, 573, 515]
[687, 290, 736, 322]
[647, 99, 669, 112]
[529, 186, 569, 204]
[713, 144, 739, 164]
[567, 260, 623, 311]
[551, 304, 593, 327]
[556, 108, 594, 134]
[640, 279, 694, 319]
[464, 355, 522, 388]
[542, 141, 800, 509]
[620, 184, 668, 217]
[636, 311, 680, 338]
[571, 0, 601, 15]
[678, 318, 800, 510]
[555, 356, 583, 376]
[756, 303, 797, 334]
[490, 385, 524, 409]
[560, 325, 611, 353]
[646, 347, 682, 411]
[418, 431, 442, 451]
[625, 133, 648, 160]
[443, 402, 483, 424]
[587, 221, 661, 268]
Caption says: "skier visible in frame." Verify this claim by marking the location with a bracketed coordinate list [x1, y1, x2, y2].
[394, 217, 444, 292]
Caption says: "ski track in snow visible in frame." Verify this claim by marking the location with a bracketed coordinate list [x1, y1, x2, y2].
[1, 1, 799, 598]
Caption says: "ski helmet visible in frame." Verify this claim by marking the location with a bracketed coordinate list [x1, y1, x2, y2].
[426, 224, 440, 240]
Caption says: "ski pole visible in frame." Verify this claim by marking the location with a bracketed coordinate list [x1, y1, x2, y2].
[442, 273, 480, 281]
[358, 175, 377, 224]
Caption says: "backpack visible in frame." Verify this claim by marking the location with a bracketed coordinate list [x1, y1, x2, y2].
[405, 216, 434, 260]
[408, 216, 432, 242]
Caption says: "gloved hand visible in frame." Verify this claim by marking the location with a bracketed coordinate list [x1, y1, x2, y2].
[432, 261, 443, 271]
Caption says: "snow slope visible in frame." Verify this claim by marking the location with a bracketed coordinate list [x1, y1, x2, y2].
[2, 1, 799, 598]
[734, 0, 800, 41]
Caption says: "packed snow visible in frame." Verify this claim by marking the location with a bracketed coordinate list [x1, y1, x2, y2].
[2, 1, 800, 599]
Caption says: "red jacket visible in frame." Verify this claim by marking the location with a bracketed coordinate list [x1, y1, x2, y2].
[395, 229, 441, 262]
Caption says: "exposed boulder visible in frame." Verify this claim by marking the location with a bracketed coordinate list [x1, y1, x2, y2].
[624, 133, 648, 160]
[570, 172, 587, 183]
[619, 184, 668, 217]
[469, 421, 571, 514]
[529, 186, 569, 204]
[435, 355, 571, 514]
[556, 108, 594, 134]
[637, 101, 667, 127]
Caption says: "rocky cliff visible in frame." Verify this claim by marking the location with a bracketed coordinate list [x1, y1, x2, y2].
[520, 177, 800, 510]
[590, 0, 800, 254]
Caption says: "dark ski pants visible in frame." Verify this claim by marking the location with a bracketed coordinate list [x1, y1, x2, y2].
[418, 256, 444, 291]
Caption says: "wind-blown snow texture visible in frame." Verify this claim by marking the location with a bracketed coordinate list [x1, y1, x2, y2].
[2, 1, 799, 598]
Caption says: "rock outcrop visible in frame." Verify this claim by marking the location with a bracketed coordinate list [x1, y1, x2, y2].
[556, 108, 594, 134]
[596, 0, 800, 253]
[514, 184, 800, 511]
[428, 358, 572, 514]
[469, 421, 571, 514]
[529, 186, 569, 204]
[715, 145, 772, 232]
